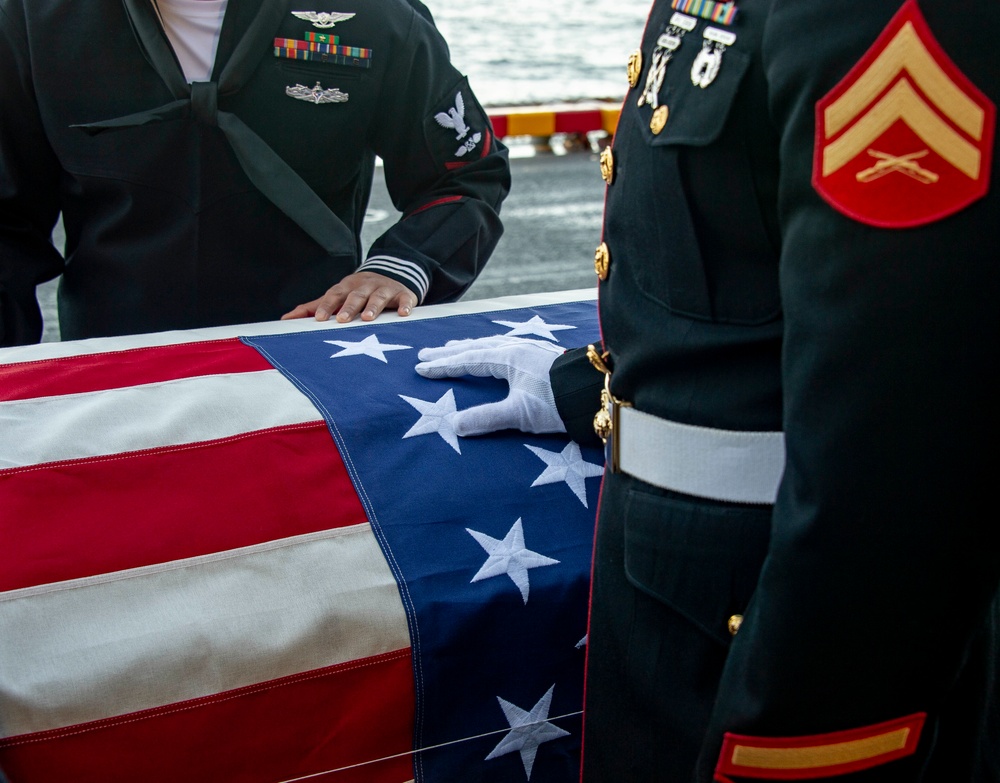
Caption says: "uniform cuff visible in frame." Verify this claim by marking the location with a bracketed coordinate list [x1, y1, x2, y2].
[551, 346, 605, 448]
[358, 255, 430, 303]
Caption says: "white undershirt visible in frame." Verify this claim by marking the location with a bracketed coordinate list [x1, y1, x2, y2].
[153, 0, 229, 83]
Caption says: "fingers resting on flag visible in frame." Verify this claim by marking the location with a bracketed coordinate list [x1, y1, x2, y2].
[416, 336, 567, 436]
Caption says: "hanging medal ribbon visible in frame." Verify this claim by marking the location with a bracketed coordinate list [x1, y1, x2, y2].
[691, 26, 736, 88]
[637, 12, 697, 108]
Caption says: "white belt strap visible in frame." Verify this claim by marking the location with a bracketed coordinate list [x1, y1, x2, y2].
[614, 406, 785, 505]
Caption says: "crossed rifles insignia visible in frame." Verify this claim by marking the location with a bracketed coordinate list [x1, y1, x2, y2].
[813, 0, 995, 228]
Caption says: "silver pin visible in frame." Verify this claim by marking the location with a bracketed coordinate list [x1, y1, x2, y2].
[285, 82, 349, 104]
[291, 11, 356, 29]
[455, 132, 483, 157]
[691, 27, 736, 88]
[637, 13, 696, 109]
[669, 11, 698, 31]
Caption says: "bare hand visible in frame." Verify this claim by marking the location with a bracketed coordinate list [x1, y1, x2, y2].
[281, 271, 418, 323]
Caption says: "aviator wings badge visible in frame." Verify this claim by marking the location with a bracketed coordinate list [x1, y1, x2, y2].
[813, 0, 995, 228]
[291, 11, 356, 28]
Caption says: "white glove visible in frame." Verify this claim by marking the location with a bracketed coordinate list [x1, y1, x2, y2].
[415, 335, 567, 436]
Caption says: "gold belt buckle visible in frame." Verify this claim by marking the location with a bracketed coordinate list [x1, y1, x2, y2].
[587, 345, 631, 473]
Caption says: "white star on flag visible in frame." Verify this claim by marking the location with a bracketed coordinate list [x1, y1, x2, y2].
[324, 334, 412, 363]
[400, 389, 461, 453]
[492, 315, 576, 342]
[485, 685, 571, 780]
[526, 443, 604, 507]
[466, 519, 558, 604]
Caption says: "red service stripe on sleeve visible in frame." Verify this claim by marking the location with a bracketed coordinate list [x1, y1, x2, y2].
[445, 129, 493, 170]
[408, 195, 463, 217]
[715, 713, 926, 780]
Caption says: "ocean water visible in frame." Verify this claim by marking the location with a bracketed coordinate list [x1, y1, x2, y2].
[423, 0, 652, 106]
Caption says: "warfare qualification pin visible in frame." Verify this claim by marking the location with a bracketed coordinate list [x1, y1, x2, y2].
[291, 11, 356, 28]
[691, 27, 736, 88]
[286, 81, 350, 104]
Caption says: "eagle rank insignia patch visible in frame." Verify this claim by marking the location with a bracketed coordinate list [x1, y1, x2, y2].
[813, 0, 995, 228]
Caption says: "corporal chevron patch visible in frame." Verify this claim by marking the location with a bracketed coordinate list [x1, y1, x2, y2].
[813, 0, 995, 228]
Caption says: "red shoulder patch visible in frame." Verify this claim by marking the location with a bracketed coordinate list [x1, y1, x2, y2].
[714, 713, 926, 781]
[813, 0, 995, 228]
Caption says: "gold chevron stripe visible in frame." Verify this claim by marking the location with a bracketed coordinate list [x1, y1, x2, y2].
[730, 727, 911, 771]
[823, 78, 981, 178]
[825, 21, 984, 141]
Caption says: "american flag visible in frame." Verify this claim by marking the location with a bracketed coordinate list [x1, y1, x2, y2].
[0, 291, 602, 783]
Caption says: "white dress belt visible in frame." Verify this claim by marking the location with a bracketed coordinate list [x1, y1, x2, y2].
[613, 405, 785, 505]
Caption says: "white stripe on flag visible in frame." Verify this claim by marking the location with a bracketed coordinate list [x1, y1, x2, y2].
[0, 370, 320, 469]
[0, 289, 597, 364]
[0, 525, 409, 738]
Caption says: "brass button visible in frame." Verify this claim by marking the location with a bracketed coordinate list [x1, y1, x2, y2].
[627, 50, 643, 88]
[728, 614, 744, 636]
[650, 105, 669, 135]
[600, 147, 615, 185]
[593, 407, 613, 441]
[594, 242, 611, 281]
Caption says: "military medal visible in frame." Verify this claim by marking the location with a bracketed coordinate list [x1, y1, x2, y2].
[691, 27, 736, 88]
[285, 81, 349, 104]
[637, 12, 697, 109]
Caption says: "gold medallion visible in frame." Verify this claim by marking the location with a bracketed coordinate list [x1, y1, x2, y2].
[627, 50, 643, 88]
[594, 242, 611, 281]
[593, 406, 613, 441]
[599, 147, 615, 185]
[650, 104, 669, 134]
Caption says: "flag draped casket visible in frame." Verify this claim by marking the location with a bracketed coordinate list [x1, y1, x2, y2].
[0, 291, 603, 783]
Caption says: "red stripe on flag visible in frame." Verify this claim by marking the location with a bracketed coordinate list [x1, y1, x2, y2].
[0, 422, 366, 591]
[0, 339, 271, 402]
[0, 649, 415, 783]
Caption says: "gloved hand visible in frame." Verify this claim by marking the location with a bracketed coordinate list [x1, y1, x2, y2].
[415, 335, 567, 436]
